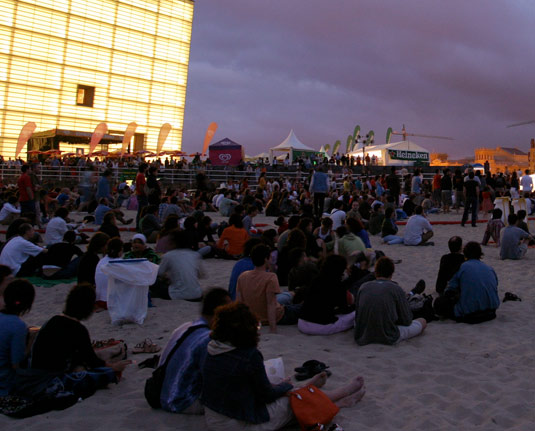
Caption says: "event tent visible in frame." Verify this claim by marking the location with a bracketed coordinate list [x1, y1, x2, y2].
[209, 138, 244, 166]
[269, 130, 319, 162]
[349, 140, 430, 166]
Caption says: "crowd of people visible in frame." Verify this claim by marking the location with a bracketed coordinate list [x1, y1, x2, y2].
[0, 159, 529, 429]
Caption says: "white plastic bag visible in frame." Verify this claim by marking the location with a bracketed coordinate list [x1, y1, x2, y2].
[101, 259, 159, 325]
[264, 357, 285, 384]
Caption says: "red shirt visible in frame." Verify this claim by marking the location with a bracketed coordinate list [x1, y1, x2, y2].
[135, 172, 146, 196]
[433, 174, 441, 190]
[17, 173, 33, 201]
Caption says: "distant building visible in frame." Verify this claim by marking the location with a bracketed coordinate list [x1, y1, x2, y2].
[429, 152, 462, 167]
[474, 146, 529, 173]
[0, 0, 194, 158]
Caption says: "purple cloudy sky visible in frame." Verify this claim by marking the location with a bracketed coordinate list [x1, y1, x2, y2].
[181, 1, 535, 159]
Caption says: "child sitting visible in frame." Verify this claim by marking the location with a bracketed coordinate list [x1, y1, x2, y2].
[481, 208, 505, 246]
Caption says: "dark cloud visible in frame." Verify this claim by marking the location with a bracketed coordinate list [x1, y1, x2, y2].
[182, 1, 535, 158]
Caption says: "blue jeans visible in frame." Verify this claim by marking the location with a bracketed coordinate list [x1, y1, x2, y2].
[383, 235, 404, 245]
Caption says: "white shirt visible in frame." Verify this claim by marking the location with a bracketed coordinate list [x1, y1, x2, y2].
[329, 209, 347, 230]
[0, 236, 43, 275]
[403, 215, 433, 246]
[520, 175, 533, 192]
[44, 217, 68, 246]
[0, 202, 20, 221]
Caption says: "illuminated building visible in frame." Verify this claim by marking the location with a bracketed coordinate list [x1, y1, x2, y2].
[474, 146, 529, 173]
[0, 0, 194, 157]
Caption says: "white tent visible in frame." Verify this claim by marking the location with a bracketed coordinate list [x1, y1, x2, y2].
[269, 130, 318, 162]
[348, 140, 430, 166]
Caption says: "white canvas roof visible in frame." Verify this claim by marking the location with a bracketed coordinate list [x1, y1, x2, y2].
[270, 130, 316, 152]
[348, 140, 429, 156]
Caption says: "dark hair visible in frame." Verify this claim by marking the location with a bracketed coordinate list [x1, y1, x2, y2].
[147, 204, 159, 215]
[7, 195, 17, 204]
[251, 244, 271, 266]
[336, 225, 347, 237]
[375, 256, 395, 278]
[21, 165, 30, 173]
[287, 215, 301, 230]
[87, 232, 110, 254]
[468, 171, 475, 179]
[161, 214, 179, 236]
[2, 279, 35, 315]
[138, 163, 148, 172]
[63, 284, 96, 320]
[508, 213, 518, 225]
[463, 241, 483, 260]
[385, 207, 395, 219]
[288, 247, 306, 267]
[201, 288, 231, 316]
[170, 229, 192, 249]
[345, 217, 363, 234]
[274, 216, 286, 227]
[228, 213, 243, 228]
[246, 205, 258, 215]
[103, 212, 116, 224]
[492, 208, 502, 219]
[63, 230, 76, 243]
[211, 303, 259, 349]
[414, 206, 424, 215]
[321, 217, 333, 227]
[261, 229, 277, 248]
[106, 237, 123, 258]
[243, 237, 263, 258]
[517, 210, 527, 221]
[319, 254, 347, 281]
[286, 228, 307, 249]
[183, 216, 197, 230]
[18, 223, 33, 237]
[0, 265, 12, 284]
[297, 217, 313, 232]
[54, 207, 69, 218]
[448, 236, 463, 253]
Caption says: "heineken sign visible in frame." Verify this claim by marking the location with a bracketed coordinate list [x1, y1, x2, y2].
[388, 150, 429, 161]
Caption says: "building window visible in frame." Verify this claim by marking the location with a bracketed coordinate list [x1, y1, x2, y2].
[76, 85, 95, 107]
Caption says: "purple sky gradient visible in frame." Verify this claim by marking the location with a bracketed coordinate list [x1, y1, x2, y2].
[182, 1, 535, 158]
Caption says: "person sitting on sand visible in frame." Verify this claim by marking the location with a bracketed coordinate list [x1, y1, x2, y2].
[0, 279, 34, 396]
[124, 233, 161, 264]
[95, 237, 123, 309]
[354, 257, 427, 345]
[140, 205, 161, 243]
[158, 288, 231, 414]
[403, 206, 434, 246]
[42, 230, 83, 279]
[236, 244, 301, 333]
[0, 223, 47, 276]
[298, 255, 355, 335]
[336, 222, 367, 264]
[500, 214, 533, 260]
[30, 284, 131, 398]
[98, 211, 121, 239]
[155, 215, 180, 254]
[481, 208, 505, 247]
[227, 238, 263, 300]
[77, 232, 110, 285]
[216, 213, 250, 259]
[381, 207, 404, 245]
[434, 242, 500, 324]
[151, 230, 205, 301]
[201, 302, 366, 431]
[435, 236, 465, 295]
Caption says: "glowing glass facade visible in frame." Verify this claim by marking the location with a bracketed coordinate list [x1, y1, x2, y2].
[0, 0, 194, 157]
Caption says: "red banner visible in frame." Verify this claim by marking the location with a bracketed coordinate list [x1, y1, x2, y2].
[15, 122, 37, 158]
[88, 122, 108, 156]
[202, 122, 218, 156]
[121, 122, 137, 155]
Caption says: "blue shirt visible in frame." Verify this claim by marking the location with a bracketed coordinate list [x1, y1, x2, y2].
[96, 176, 110, 200]
[0, 313, 27, 395]
[228, 257, 255, 300]
[311, 171, 328, 193]
[160, 318, 210, 413]
[500, 226, 529, 260]
[446, 259, 500, 318]
[95, 204, 112, 225]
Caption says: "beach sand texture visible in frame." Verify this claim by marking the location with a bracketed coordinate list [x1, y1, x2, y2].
[1, 211, 534, 431]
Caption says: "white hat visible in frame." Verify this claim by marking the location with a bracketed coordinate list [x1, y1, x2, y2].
[132, 233, 147, 243]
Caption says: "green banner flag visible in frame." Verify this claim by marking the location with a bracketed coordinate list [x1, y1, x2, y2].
[333, 140, 341, 154]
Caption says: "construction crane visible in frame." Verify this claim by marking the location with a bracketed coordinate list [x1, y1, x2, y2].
[506, 120, 535, 128]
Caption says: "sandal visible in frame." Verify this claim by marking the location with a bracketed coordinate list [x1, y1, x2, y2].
[132, 338, 161, 354]
[294, 360, 331, 381]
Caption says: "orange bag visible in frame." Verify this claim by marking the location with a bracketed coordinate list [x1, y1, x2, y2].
[288, 385, 340, 431]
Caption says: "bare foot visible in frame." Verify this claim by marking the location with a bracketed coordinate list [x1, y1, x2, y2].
[308, 371, 328, 388]
[337, 386, 366, 408]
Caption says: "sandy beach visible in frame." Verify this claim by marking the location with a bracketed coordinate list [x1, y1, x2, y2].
[1, 210, 534, 431]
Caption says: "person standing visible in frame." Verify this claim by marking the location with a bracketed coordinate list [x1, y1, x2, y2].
[440, 169, 453, 213]
[461, 172, 479, 227]
[309, 166, 329, 218]
[135, 163, 149, 230]
[17, 165, 35, 215]
[386, 167, 400, 206]
[432, 169, 442, 208]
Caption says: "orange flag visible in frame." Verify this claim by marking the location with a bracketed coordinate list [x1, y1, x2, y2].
[156, 123, 172, 154]
[121, 122, 138, 155]
[15, 122, 37, 158]
[202, 122, 218, 156]
[88, 122, 108, 156]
